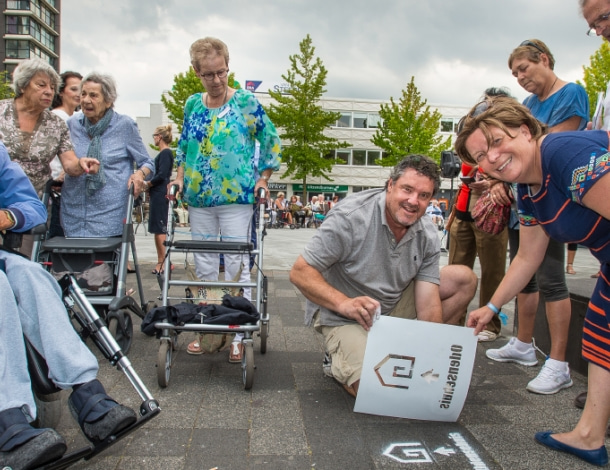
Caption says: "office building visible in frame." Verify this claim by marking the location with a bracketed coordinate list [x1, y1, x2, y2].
[0, 0, 61, 74]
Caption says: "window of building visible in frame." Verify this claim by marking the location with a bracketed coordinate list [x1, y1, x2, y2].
[336, 150, 349, 165]
[336, 112, 351, 128]
[352, 149, 366, 165]
[7, 1, 30, 10]
[5, 39, 30, 58]
[353, 113, 368, 129]
[5, 16, 29, 35]
[367, 150, 381, 166]
[440, 119, 453, 133]
[367, 114, 382, 128]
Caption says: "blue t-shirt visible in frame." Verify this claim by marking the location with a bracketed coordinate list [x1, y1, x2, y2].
[518, 131, 610, 264]
[523, 82, 589, 130]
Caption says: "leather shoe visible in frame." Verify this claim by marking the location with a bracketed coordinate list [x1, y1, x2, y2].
[574, 391, 587, 410]
[535, 431, 608, 466]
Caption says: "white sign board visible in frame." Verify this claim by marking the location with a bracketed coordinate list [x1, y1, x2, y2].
[354, 316, 477, 422]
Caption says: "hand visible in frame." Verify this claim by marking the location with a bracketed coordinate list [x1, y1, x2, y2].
[254, 177, 268, 197]
[338, 296, 380, 331]
[128, 173, 145, 198]
[488, 182, 512, 206]
[79, 158, 100, 175]
[0, 210, 14, 230]
[167, 179, 183, 195]
[469, 179, 490, 193]
[466, 306, 496, 335]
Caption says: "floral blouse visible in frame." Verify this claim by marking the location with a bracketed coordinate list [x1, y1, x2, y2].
[0, 99, 73, 193]
[176, 88, 281, 208]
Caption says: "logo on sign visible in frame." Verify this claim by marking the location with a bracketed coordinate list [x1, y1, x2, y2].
[245, 80, 262, 92]
[374, 354, 415, 389]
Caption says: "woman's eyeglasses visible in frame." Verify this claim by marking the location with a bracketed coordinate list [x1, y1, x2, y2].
[199, 69, 229, 81]
[456, 100, 492, 135]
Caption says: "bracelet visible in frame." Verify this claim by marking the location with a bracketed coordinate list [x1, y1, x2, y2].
[137, 168, 147, 179]
[486, 302, 508, 325]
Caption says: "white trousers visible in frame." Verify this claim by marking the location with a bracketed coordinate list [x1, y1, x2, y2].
[188, 204, 252, 300]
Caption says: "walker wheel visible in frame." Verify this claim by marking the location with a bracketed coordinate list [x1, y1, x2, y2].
[242, 342, 254, 390]
[259, 321, 268, 354]
[157, 340, 172, 387]
[108, 310, 133, 354]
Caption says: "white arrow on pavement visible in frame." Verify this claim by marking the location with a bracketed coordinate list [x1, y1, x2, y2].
[434, 446, 456, 456]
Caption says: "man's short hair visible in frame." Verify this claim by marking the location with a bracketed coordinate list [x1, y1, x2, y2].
[386, 154, 441, 194]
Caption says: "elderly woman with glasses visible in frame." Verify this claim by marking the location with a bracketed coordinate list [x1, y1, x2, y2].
[170, 37, 281, 362]
[61, 72, 154, 238]
[455, 96, 610, 467]
[481, 39, 590, 396]
[0, 59, 99, 255]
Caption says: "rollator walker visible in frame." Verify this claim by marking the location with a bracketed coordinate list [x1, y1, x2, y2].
[32, 180, 156, 354]
[153, 185, 269, 390]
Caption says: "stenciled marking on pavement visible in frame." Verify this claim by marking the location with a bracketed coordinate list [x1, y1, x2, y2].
[382, 432, 489, 469]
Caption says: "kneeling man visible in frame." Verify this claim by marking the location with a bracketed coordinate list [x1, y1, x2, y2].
[290, 155, 478, 397]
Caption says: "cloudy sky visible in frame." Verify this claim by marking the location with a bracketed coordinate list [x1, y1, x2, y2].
[60, 0, 603, 120]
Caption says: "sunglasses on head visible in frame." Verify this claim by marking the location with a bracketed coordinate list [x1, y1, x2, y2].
[519, 40, 546, 55]
[456, 100, 493, 135]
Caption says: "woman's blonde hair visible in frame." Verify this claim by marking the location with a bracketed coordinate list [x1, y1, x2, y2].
[154, 124, 173, 144]
[454, 96, 546, 166]
[190, 37, 229, 72]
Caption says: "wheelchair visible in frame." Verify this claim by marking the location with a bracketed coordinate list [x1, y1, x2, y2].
[32, 180, 156, 354]
[1, 229, 160, 469]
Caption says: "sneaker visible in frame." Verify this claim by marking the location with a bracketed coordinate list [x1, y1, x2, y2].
[526, 361, 573, 395]
[477, 330, 498, 342]
[323, 352, 333, 378]
[486, 337, 538, 366]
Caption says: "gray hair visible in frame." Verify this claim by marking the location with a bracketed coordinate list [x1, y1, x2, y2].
[81, 72, 118, 107]
[12, 57, 61, 98]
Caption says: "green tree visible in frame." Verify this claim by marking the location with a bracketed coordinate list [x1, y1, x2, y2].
[372, 77, 451, 167]
[578, 41, 610, 119]
[161, 67, 240, 134]
[266, 34, 349, 200]
[0, 71, 14, 100]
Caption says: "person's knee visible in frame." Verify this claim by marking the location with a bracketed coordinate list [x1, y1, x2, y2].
[440, 264, 478, 299]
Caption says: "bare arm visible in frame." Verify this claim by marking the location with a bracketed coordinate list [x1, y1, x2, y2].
[58, 150, 99, 177]
[548, 115, 582, 133]
[467, 224, 549, 334]
[413, 280, 442, 323]
[290, 255, 380, 331]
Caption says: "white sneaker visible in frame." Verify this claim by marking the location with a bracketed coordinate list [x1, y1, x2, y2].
[526, 362, 573, 395]
[323, 352, 333, 378]
[477, 330, 498, 342]
[486, 337, 538, 366]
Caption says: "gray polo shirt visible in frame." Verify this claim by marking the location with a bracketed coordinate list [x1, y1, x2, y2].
[302, 188, 440, 327]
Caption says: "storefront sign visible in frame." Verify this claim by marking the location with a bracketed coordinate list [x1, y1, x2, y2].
[268, 183, 287, 190]
[292, 184, 348, 192]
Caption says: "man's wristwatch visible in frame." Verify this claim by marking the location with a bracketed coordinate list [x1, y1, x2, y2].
[3, 209, 15, 229]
